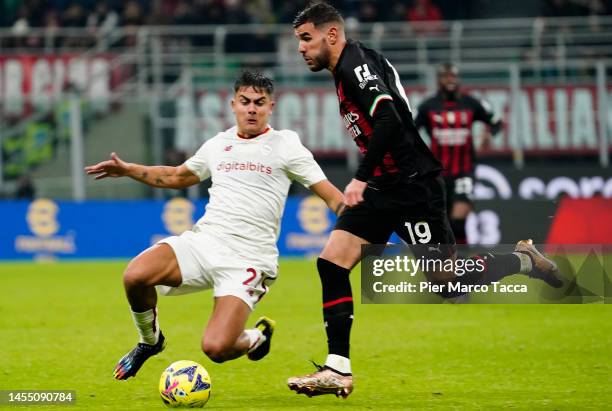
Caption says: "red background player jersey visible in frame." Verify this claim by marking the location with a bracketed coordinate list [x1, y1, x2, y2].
[415, 92, 502, 177]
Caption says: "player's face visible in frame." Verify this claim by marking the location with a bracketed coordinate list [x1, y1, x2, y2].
[438, 70, 459, 93]
[294, 22, 331, 72]
[231, 86, 274, 137]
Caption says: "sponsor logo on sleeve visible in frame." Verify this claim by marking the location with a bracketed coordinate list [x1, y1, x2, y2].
[354, 64, 378, 89]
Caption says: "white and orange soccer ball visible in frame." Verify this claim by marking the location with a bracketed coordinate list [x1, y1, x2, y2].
[159, 360, 211, 408]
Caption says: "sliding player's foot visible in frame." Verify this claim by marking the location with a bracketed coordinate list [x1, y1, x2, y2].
[113, 332, 166, 380]
[247, 316, 276, 361]
[288, 362, 353, 398]
[515, 239, 563, 288]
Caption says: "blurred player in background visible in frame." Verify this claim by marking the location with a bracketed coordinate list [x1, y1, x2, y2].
[85, 71, 344, 380]
[415, 63, 503, 244]
[289, 1, 562, 399]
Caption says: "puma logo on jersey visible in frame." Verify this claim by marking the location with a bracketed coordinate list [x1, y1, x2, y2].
[224, 145, 233, 151]
[369, 85, 380, 92]
[427, 244, 442, 253]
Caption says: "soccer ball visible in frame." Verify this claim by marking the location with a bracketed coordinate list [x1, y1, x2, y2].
[159, 360, 211, 408]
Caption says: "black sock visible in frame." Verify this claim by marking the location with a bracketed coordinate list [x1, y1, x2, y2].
[317, 258, 353, 359]
[473, 253, 522, 283]
[450, 218, 467, 245]
[456, 253, 522, 285]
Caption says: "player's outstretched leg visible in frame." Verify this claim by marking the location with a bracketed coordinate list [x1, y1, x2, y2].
[247, 316, 276, 361]
[515, 239, 563, 288]
[113, 331, 166, 380]
[115, 243, 181, 379]
[288, 362, 353, 399]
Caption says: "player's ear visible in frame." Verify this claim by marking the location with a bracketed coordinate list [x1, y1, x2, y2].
[327, 25, 339, 45]
[230, 98, 236, 113]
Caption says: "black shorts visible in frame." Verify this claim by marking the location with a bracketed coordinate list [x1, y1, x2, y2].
[443, 174, 474, 213]
[335, 175, 456, 255]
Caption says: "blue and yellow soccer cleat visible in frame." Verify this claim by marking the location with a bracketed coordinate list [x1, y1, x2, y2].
[113, 332, 166, 380]
[247, 317, 276, 361]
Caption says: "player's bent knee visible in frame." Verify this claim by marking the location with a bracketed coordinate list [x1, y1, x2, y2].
[123, 265, 157, 288]
[319, 238, 362, 269]
[201, 340, 230, 363]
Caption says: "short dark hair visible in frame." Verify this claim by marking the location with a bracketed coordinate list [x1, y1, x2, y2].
[292, 1, 344, 29]
[233, 70, 274, 96]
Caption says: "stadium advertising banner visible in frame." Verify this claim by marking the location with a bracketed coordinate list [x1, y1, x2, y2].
[0, 196, 337, 260]
[464, 163, 612, 244]
[182, 85, 612, 155]
[471, 162, 612, 201]
[0, 54, 124, 115]
[1, 195, 610, 260]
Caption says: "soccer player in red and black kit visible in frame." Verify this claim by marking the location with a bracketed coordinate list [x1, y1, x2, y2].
[415, 63, 502, 244]
[288, 2, 563, 399]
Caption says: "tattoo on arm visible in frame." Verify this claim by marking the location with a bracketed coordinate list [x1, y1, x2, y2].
[132, 165, 186, 188]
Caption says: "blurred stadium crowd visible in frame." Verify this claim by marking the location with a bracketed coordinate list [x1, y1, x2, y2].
[0, 0, 609, 201]
[2, 0, 611, 33]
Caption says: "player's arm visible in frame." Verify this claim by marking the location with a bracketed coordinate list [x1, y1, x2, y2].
[309, 180, 346, 216]
[474, 96, 503, 135]
[354, 99, 402, 183]
[472, 97, 502, 149]
[85, 152, 200, 189]
[343, 100, 403, 206]
[284, 132, 345, 214]
[340, 56, 409, 205]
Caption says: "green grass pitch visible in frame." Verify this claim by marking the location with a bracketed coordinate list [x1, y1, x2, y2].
[0, 259, 610, 410]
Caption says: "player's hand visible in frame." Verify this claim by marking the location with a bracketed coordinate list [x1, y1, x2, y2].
[84, 152, 131, 180]
[479, 131, 493, 150]
[344, 179, 367, 207]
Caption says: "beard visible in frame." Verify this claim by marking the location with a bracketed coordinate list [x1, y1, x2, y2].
[307, 60, 325, 72]
[441, 84, 459, 100]
[306, 43, 330, 72]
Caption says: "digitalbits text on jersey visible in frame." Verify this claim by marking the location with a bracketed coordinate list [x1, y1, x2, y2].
[216, 161, 272, 175]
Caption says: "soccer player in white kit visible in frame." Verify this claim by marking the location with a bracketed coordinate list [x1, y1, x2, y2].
[85, 71, 345, 380]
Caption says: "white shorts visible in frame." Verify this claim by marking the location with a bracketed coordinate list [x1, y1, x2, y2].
[155, 230, 276, 310]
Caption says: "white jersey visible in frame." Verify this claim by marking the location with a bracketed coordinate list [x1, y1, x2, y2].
[184, 126, 326, 273]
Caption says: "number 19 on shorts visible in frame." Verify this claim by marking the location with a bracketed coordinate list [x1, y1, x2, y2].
[404, 221, 432, 244]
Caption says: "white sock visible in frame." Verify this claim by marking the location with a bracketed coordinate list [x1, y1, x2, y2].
[131, 307, 160, 345]
[245, 328, 265, 353]
[513, 252, 533, 274]
[325, 354, 352, 374]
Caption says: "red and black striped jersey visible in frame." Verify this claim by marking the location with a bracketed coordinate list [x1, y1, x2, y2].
[415, 92, 502, 177]
[333, 40, 441, 188]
